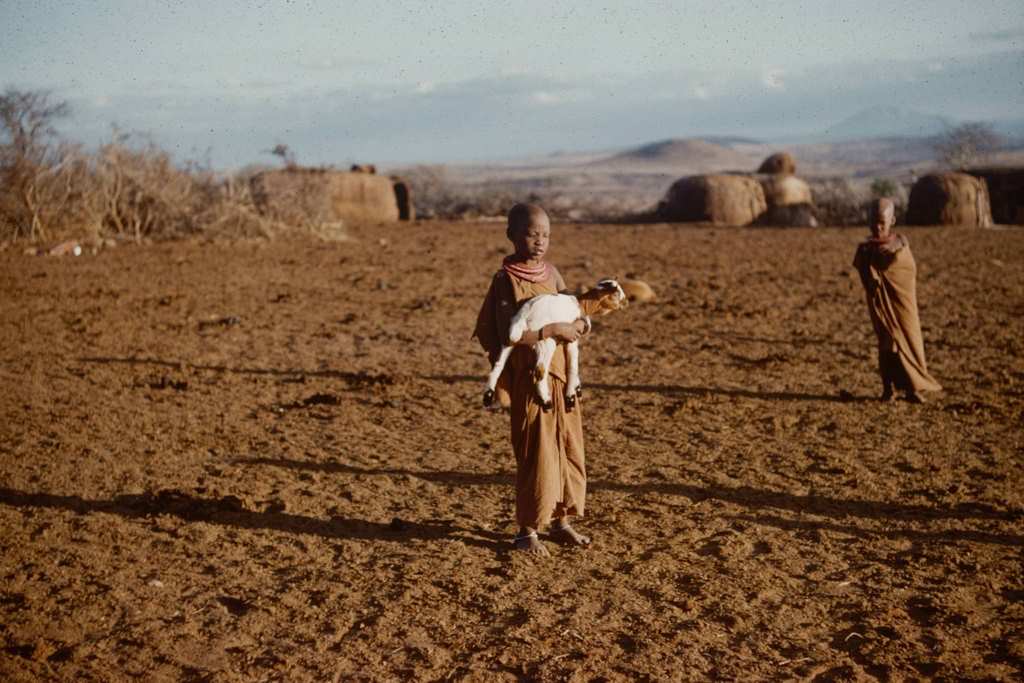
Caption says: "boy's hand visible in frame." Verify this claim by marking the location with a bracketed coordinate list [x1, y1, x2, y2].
[879, 235, 907, 254]
[545, 321, 585, 343]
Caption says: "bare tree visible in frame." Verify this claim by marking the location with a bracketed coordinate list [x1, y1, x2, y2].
[935, 122, 1002, 170]
[266, 143, 297, 169]
[0, 89, 69, 160]
[0, 88, 78, 239]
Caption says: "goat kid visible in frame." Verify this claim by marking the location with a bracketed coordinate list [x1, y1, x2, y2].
[484, 279, 627, 410]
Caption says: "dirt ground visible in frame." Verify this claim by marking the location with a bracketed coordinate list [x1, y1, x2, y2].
[1, 220, 1022, 682]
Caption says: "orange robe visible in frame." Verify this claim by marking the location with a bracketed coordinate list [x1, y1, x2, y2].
[474, 268, 601, 530]
[853, 239, 941, 394]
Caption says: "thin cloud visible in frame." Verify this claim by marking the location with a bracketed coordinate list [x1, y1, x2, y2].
[296, 55, 379, 71]
[529, 89, 591, 106]
[969, 28, 1024, 43]
[761, 68, 785, 91]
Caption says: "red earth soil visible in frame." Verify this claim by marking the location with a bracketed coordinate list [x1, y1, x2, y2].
[1, 221, 1022, 681]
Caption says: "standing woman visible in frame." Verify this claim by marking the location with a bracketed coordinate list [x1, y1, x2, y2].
[853, 198, 942, 403]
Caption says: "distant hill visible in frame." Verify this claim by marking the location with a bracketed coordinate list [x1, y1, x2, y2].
[819, 106, 953, 141]
[598, 138, 761, 173]
[695, 135, 763, 147]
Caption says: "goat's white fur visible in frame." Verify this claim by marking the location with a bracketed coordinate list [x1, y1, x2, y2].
[485, 279, 625, 409]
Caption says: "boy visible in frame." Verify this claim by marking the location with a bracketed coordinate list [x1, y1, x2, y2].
[853, 198, 941, 403]
[474, 204, 603, 556]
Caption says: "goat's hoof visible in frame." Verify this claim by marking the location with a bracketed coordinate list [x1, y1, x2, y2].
[542, 400, 553, 411]
[566, 394, 577, 410]
[482, 389, 495, 407]
[575, 386, 583, 397]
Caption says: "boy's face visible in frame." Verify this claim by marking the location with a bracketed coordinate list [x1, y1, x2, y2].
[512, 214, 550, 261]
[871, 212, 894, 239]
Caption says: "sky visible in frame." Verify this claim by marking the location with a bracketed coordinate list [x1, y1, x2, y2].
[2, 0, 1022, 167]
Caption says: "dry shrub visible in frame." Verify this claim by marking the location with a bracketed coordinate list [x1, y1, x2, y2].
[93, 132, 203, 240]
[401, 164, 667, 223]
[400, 165, 493, 219]
[808, 177, 911, 226]
[1, 130, 285, 243]
[0, 143, 95, 241]
[0, 89, 85, 240]
[192, 172, 282, 240]
[0, 89, 338, 244]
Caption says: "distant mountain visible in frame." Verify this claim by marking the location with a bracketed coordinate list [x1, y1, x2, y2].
[819, 106, 954, 141]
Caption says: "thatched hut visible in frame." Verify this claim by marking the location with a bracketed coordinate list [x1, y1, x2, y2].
[966, 167, 1024, 224]
[251, 168, 414, 225]
[756, 174, 817, 226]
[659, 174, 767, 226]
[906, 173, 992, 227]
[758, 152, 796, 175]
[759, 174, 812, 207]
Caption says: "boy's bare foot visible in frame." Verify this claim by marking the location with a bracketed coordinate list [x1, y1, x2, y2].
[550, 519, 591, 547]
[513, 530, 549, 556]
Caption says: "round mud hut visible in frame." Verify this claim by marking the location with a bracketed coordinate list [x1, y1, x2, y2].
[758, 152, 796, 175]
[660, 174, 767, 226]
[757, 174, 817, 227]
[906, 173, 993, 227]
[251, 168, 415, 225]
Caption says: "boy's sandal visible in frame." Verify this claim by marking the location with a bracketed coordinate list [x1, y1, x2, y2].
[513, 531, 538, 544]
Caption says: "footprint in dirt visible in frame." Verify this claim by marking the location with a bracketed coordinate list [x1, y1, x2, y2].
[696, 530, 753, 561]
[906, 595, 941, 627]
[216, 595, 254, 617]
[674, 573, 703, 597]
[810, 664, 868, 682]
